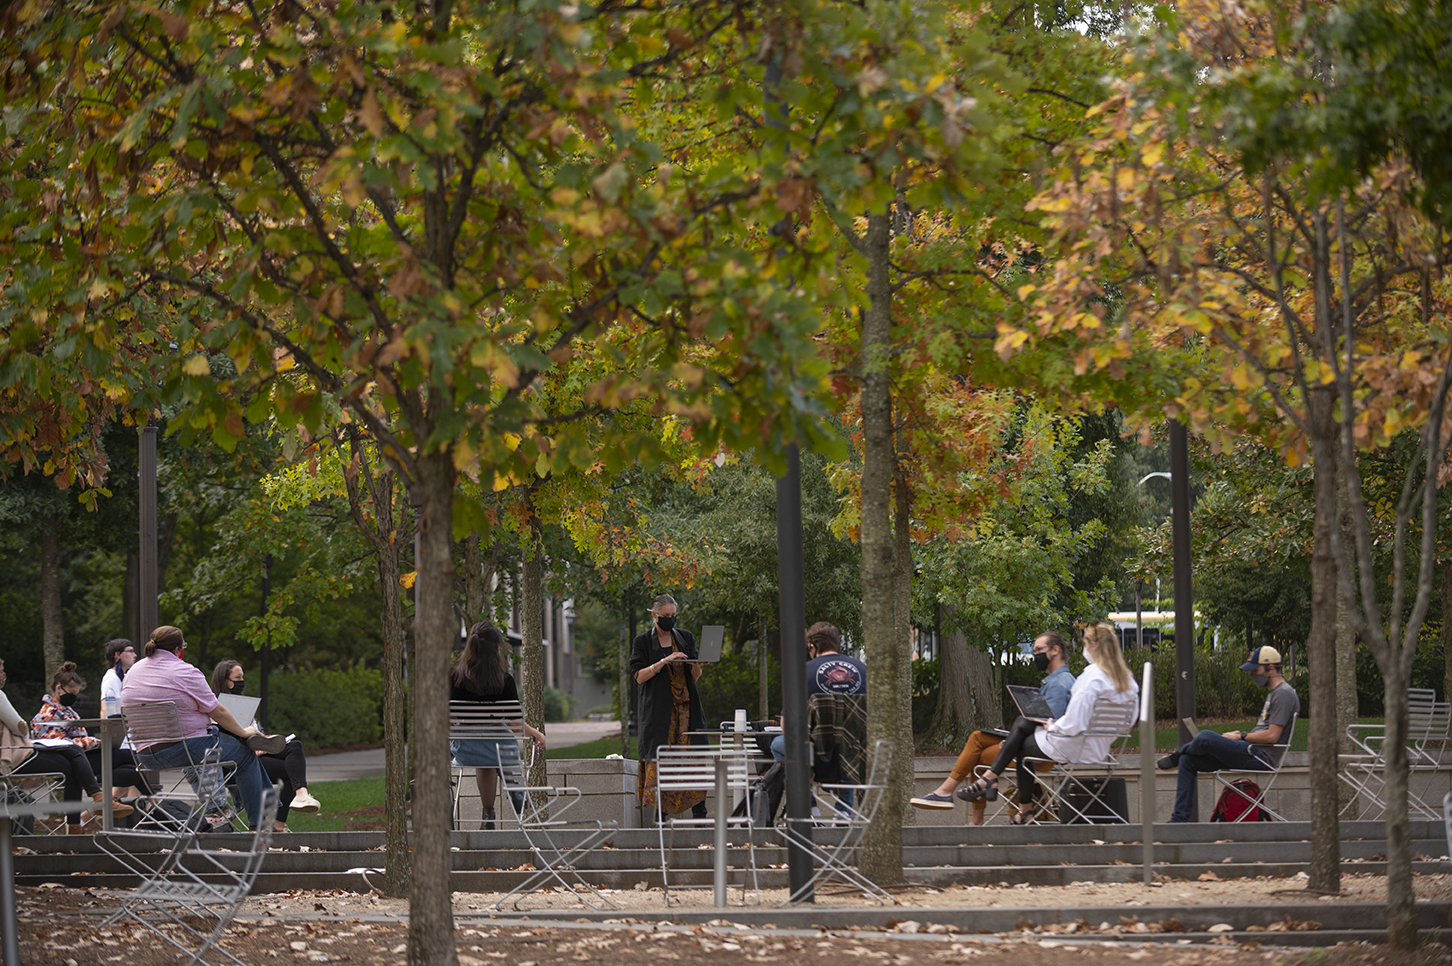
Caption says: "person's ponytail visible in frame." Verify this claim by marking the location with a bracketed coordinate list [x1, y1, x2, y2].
[143, 625, 185, 658]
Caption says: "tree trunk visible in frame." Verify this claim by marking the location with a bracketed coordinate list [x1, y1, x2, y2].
[858, 211, 903, 885]
[926, 607, 1000, 749]
[759, 616, 769, 720]
[892, 468, 915, 827]
[40, 513, 64, 687]
[1382, 663, 1415, 947]
[521, 519, 548, 798]
[464, 532, 485, 623]
[1442, 565, 1452, 711]
[374, 471, 410, 898]
[1306, 388, 1342, 893]
[1337, 460, 1361, 819]
[407, 453, 458, 966]
[122, 553, 139, 648]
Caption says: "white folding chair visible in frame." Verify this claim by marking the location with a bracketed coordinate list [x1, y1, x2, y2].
[97, 788, 279, 966]
[1341, 690, 1448, 820]
[778, 740, 894, 906]
[655, 745, 759, 905]
[1023, 699, 1137, 825]
[1211, 712, 1298, 821]
[122, 702, 244, 832]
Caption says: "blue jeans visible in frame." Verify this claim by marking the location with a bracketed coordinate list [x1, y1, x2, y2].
[136, 726, 269, 828]
[1170, 730, 1269, 822]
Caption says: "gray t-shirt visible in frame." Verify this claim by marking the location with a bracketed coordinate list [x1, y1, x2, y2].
[1254, 681, 1299, 766]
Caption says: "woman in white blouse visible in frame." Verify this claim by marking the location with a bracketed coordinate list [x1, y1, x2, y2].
[957, 622, 1139, 824]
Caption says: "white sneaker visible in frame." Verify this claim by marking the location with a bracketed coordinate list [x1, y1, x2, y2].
[290, 789, 321, 814]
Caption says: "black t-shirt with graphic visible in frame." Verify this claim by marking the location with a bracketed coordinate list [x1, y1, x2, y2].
[807, 652, 867, 695]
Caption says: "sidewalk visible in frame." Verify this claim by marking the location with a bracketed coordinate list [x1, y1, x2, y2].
[308, 719, 621, 782]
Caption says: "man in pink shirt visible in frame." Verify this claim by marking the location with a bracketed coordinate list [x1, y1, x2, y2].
[123, 625, 284, 831]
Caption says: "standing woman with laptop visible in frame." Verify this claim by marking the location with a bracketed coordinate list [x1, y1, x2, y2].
[209, 661, 321, 832]
[630, 594, 709, 821]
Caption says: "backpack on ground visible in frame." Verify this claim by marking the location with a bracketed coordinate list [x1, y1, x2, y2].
[1210, 779, 1265, 822]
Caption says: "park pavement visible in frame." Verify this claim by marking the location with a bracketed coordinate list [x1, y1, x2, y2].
[307, 719, 621, 782]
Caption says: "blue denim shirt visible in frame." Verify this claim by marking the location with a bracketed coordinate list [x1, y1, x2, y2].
[1039, 664, 1076, 719]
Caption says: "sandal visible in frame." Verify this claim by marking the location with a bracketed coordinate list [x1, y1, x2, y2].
[954, 776, 999, 803]
[1009, 809, 1033, 826]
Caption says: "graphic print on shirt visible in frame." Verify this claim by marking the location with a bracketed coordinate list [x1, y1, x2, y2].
[813, 659, 865, 694]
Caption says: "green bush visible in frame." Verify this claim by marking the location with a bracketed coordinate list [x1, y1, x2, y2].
[266, 665, 384, 750]
[543, 686, 572, 722]
[1123, 645, 1261, 721]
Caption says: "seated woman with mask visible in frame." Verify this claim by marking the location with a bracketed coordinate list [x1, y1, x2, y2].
[209, 661, 320, 832]
[32, 662, 152, 806]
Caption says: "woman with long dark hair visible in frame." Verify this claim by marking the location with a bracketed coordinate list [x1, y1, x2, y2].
[451, 622, 545, 829]
[209, 660, 320, 832]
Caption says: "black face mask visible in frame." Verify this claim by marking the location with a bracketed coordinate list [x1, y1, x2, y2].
[230, 679, 247, 695]
[57, 692, 79, 708]
[1033, 652, 1051, 673]
[656, 615, 676, 633]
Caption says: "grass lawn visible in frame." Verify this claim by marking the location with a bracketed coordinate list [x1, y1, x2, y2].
[545, 735, 634, 760]
[283, 775, 386, 834]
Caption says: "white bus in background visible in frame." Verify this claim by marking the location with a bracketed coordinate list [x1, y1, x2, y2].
[1104, 611, 1213, 651]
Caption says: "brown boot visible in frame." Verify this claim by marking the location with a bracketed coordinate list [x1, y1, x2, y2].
[92, 792, 134, 818]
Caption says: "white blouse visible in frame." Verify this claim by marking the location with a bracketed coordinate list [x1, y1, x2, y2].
[1035, 663, 1139, 764]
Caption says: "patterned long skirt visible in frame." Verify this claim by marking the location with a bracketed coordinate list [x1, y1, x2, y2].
[637, 664, 706, 815]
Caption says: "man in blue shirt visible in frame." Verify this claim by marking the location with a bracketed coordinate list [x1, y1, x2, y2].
[911, 632, 1075, 817]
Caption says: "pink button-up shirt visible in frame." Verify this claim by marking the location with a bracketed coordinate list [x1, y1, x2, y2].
[120, 649, 219, 749]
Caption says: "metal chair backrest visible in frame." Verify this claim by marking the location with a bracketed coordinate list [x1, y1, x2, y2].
[448, 699, 528, 781]
[655, 745, 752, 793]
[122, 701, 189, 746]
[1084, 699, 1138, 738]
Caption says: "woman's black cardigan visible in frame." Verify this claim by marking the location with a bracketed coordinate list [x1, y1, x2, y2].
[629, 627, 706, 762]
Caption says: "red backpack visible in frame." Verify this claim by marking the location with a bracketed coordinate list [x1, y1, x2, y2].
[1210, 779, 1265, 822]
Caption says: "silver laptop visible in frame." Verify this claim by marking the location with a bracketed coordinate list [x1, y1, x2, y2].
[1006, 685, 1054, 724]
[695, 625, 726, 662]
[218, 693, 261, 726]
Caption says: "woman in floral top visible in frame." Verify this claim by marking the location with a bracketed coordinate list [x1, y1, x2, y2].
[34, 662, 151, 802]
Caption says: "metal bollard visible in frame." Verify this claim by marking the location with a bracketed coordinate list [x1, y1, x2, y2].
[714, 757, 728, 907]
[1140, 663, 1155, 884]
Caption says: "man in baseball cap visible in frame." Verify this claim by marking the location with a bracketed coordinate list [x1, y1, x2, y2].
[1157, 645, 1300, 822]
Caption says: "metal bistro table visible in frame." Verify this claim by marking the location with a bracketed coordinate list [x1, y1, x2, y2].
[684, 728, 766, 906]
[0, 797, 90, 966]
[64, 717, 128, 832]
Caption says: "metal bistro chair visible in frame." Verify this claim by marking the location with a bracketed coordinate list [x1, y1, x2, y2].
[1211, 712, 1298, 822]
[1342, 690, 1451, 820]
[1021, 697, 1137, 825]
[449, 700, 530, 830]
[121, 702, 246, 833]
[655, 744, 759, 905]
[778, 740, 894, 906]
[98, 788, 279, 966]
[448, 701, 619, 910]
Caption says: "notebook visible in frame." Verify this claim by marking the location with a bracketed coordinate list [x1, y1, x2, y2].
[218, 694, 261, 726]
[1006, 685, 1055, 724]
[694, 625, 726, 663]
